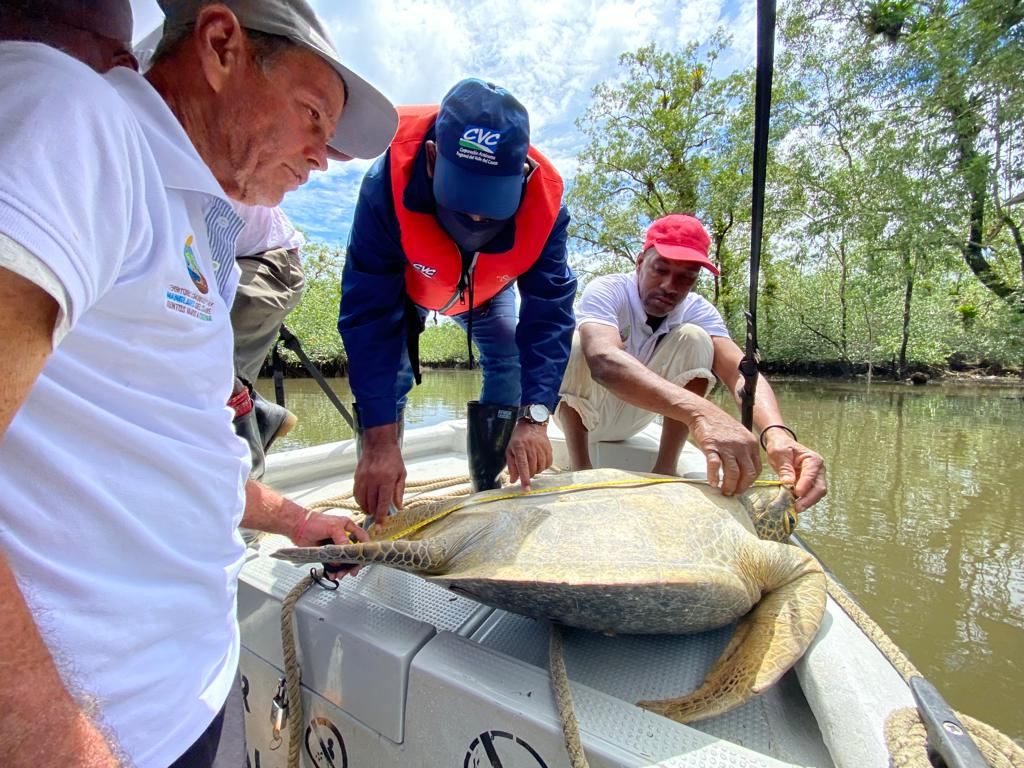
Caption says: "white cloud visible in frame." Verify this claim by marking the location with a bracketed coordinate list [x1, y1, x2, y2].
[282, 0, 755, 246]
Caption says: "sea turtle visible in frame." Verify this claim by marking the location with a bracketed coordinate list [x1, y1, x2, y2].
[273, 467, 827, 723]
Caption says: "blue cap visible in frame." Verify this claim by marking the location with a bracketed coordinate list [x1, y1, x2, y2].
[432, 79, 530, 220]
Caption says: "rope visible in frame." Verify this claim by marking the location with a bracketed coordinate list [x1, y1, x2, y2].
[549, 624, 590, 768]
[274, 472, 489, 766]
[280, 571, 316, 768]
[824, 577, 1024, 767]
[884, 708, 1023, 768]
[308, 474, 477, 515]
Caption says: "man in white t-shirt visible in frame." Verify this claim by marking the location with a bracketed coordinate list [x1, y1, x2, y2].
[0, 1, 397, 766]
[555, 214, 827, 510]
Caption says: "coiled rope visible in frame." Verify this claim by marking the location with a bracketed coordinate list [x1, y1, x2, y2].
[823, 577, 1024, 767]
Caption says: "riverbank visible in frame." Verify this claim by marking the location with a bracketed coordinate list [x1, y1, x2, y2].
[260, 355, 1024, 384]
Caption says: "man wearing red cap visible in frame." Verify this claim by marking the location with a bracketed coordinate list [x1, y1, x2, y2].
[555, 214, 827, 510]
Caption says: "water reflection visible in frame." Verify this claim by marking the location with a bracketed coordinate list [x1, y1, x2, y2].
[257, 373, 1024, 740]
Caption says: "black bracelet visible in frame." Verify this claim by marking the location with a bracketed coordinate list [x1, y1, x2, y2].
[759, 424, 797, 451]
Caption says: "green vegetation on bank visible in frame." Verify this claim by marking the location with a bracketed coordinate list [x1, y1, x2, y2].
[275, 0, 1022, 379]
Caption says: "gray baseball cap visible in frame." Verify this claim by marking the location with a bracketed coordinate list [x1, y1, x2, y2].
[159, 0, 397, 160]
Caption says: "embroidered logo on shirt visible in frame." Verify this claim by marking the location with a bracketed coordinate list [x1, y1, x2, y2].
[621, 325, 631, 343]
[182, 235, 209, 294]
[166, 234, 214, 322]
[413, 263, 437, 278]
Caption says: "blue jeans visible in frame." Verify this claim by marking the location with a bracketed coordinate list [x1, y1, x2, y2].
[397, 286, 521, 408]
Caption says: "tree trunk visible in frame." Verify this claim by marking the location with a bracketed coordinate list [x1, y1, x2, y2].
[897, 249, 914, 379]
[942, 85, 1024, 316]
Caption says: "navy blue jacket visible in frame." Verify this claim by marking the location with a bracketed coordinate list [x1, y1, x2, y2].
[338, 135, 577, 429]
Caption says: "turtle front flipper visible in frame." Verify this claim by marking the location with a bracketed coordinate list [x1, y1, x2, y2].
[636, 543, 826, 723]
[271, 540, 450, 574]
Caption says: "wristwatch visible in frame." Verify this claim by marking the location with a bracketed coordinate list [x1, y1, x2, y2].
[519, 403, 551, 425]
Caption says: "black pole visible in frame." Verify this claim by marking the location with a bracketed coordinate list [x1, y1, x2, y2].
[740, 0, 776, 431]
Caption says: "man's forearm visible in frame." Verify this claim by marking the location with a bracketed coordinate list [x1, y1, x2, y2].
[240, 479, 306, 539]
[0, 555, 121, 767]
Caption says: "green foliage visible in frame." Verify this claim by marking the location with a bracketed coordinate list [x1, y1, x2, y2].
[419, 321, 471, 366]
[275, 241, 346, 368]
[563, 4, 1022, 373]
[567, 36, 753, 295]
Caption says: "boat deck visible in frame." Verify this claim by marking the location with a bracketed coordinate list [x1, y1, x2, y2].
[239, 420, 913, 767]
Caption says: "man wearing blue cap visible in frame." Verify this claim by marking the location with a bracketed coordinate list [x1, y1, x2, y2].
[340, 78, 577, 521]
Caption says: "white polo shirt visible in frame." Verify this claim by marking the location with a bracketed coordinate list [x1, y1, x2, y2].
[230, 201, 305, 257]
[0, 43, 248, 767]
[575, 272, 729, 365]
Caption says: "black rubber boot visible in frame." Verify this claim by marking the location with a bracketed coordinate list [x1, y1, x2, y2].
[252, 389, 297, 452]
[467, 401, 518, 492]
[229, 384, 265, 480]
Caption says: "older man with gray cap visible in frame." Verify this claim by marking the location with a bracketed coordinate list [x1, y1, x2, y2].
[0, 2, 396, 766]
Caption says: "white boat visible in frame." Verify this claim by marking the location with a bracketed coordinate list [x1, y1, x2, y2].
[238, 419, 923, 768]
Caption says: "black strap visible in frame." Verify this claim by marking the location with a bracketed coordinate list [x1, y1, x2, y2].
[740, 0, 776, 431]
[271, 336, 286, 407]
[273, 326, 355, 430]
[404, 297, 426, 386]
[465, 272, 475, 370]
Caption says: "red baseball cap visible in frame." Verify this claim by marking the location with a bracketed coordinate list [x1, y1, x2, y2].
[642, 214, 719, 275]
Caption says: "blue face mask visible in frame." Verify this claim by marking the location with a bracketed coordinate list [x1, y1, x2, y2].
[436, 205, 508, 252]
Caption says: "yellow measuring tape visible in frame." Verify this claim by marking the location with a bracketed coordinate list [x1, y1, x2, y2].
[380, 476, 784, 542]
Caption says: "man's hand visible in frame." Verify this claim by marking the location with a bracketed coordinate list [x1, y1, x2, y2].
[689, 406, 761, 496]
[762, 432, 827, 512]
[289, 511, 369, 548]
[290, 509, 370, 578]
[354, 424, 406, 523]
[506, 420, 554, 491]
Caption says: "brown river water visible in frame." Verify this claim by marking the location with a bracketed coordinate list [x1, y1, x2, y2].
[257, 372, 1024, 742]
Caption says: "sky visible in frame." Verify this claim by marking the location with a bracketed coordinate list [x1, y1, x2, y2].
[132, 0, 757, 248]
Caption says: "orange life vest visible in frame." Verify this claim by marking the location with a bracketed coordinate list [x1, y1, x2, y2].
[389, 105, 563, 315]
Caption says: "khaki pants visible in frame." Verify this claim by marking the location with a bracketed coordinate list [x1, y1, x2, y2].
[554, 324, 717, 441]
[231, 247, 304, 383]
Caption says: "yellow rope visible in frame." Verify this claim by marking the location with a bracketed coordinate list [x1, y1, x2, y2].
[378, 476, 784, 542]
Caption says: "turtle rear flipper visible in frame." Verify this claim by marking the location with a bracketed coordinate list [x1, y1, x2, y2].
[272, 539, 449, 573]
[636, 546, 826, 723]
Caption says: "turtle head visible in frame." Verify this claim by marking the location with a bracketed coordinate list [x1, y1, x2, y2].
[740, 484, 797, 543]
